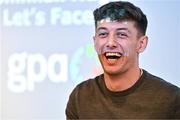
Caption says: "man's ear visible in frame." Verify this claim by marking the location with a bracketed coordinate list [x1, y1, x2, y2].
[93, 36, 95, 42]
[137, 35, 148, 53]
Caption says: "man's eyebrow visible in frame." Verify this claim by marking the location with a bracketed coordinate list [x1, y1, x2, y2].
[96, 27, 107, 31]
[96, 27, 131, 33]
[116, 28, 131, 34]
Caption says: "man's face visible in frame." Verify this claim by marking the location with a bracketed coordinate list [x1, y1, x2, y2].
[94, 20, 146, 75]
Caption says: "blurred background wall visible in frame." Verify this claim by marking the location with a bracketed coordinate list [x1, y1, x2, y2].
[0, 0, 180, 119]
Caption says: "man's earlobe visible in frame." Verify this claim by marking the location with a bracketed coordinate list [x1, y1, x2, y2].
[93, 36, 97, 44]
[93, 36, 95, 42]
[137, 36, 148, 53]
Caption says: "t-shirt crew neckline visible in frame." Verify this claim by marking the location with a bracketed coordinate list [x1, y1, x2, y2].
[98, 69, 146, 97]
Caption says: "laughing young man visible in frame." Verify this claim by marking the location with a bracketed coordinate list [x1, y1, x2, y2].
[66, 1, 180, 119]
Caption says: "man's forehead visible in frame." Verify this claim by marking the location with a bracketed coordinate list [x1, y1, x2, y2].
[99, 18, 135, 25]
[96, 19, 134, 31]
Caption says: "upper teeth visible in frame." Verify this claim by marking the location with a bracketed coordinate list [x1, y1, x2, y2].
[106, 52, 121, 57]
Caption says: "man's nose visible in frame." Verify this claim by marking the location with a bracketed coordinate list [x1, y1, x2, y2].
[106, 35, 117, 49]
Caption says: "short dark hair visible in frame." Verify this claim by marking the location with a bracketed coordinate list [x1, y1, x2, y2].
[93, 1, 148, 36]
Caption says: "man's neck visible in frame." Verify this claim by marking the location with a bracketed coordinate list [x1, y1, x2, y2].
[104, 68, 142, 92]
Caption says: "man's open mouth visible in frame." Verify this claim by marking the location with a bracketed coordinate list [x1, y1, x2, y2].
[105, 52, 122, 59]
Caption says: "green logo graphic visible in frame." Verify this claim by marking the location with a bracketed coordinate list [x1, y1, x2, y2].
[70, 44, 102, 84]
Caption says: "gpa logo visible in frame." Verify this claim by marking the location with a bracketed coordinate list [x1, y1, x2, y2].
[7, 44, 102, 93]
[70, 44, 102, 84]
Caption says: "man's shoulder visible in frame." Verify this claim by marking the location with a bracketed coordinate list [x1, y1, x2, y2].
[78, 74, 102, 87]
[71, 74, 103, 95]
[143, 69, 180, 93]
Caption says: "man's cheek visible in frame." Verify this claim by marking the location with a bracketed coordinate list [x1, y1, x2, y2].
[94, 40, 105, 55]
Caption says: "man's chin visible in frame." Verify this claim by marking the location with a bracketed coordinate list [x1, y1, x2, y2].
[104, 68, 123, 76]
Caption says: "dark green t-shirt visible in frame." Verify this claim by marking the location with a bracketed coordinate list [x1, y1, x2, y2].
[66, 70, 180, 119]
